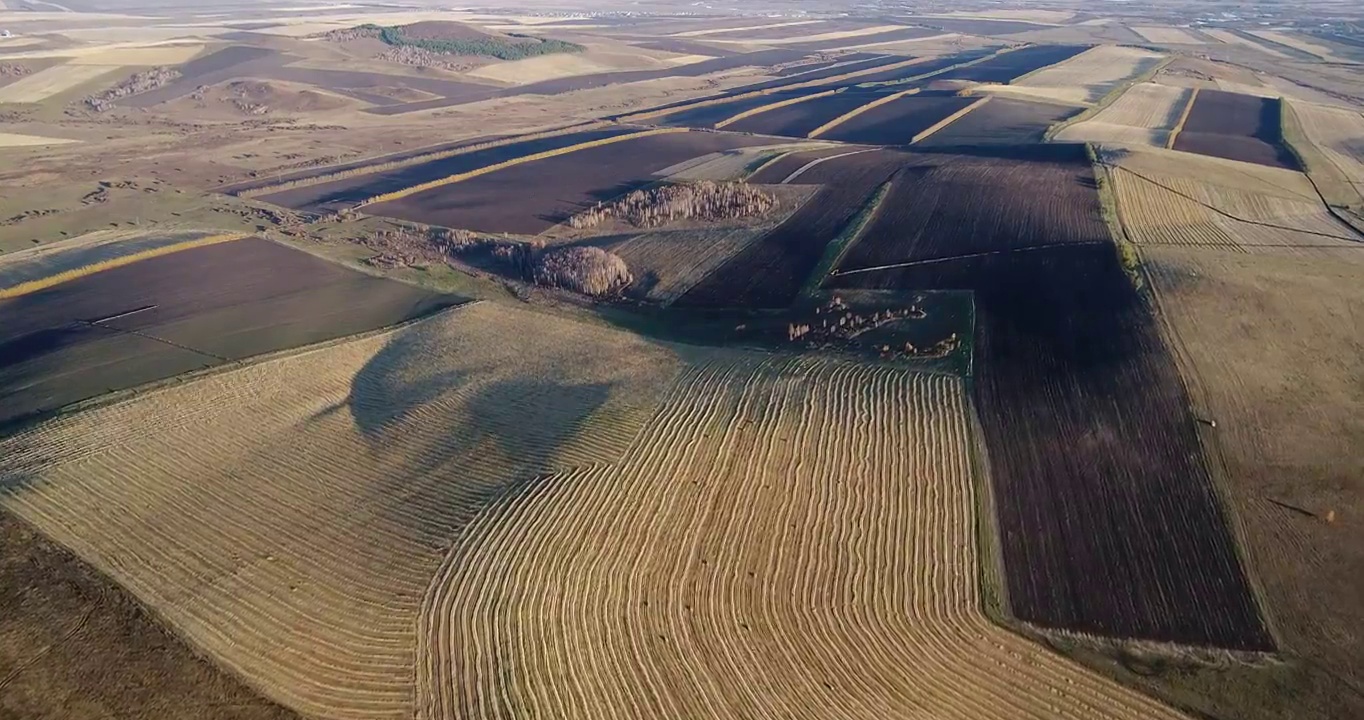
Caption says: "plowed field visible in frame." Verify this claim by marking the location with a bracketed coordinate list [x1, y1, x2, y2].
[914, 97, 1078, 146]
[818, 95, 978, 145]
[930, 44, 1089, 83]
[979, 46, 1165, 105]
[1171, 90, 1299, 169]
[725, 91, 886, 138]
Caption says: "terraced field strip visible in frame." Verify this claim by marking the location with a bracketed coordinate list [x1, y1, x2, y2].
[911, 97, 990, 144]
[1165, 87, 1199, 148]
[0, 303, 685, 719]
[1201, 29, 1295, 60]
[713, 89, 840, 129]
[0, 233, 247, 299]
[416, 356, 1190, 720]
[356, 129, 689, 207]
[807, 88, 919, 138]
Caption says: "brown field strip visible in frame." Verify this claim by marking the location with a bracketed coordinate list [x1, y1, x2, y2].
[1165, 88, 1199, 149]
[807, 88, 919, 138]
[911, 96, 990, 144]
[0, 233, 246, 299]
[356, 129, 689, 207]
[416, 356, 1188, 719]
[713, 89, 840, 129]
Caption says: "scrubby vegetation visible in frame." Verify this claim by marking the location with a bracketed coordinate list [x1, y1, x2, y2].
[330, 23, 583, 60]
[534, 246, 632, 296]
[569, 181, 774, 230]
[84, 67, 181, 112]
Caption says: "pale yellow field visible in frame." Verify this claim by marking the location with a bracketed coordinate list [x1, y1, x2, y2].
[982, 46, 1165, 106]
[938, 9, 1073, 23]
[1107, 147, 1359, 253]
[65, 43, 204, 66]
[0, 131, 79, 146]
[468, 50, 711, 85]
[1132, 26, 1207, 44]
[710, 25, 910, 45]
[1246, 30, 1354, 62]
[1201, 29, 1295, 59]
[418, 355, 1188, 720]
[672, 19, 824, 38]
[0, 63, 120, 102]
[1289, 101, 1364, 188]
[1055, 82, 1191, 146]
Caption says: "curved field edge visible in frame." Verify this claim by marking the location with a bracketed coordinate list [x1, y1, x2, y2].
[415, 354, 1189, 719]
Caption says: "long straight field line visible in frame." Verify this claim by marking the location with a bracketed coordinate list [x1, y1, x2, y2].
[798, 180, 891, 297]
[357, 129, 690, 207]
[0, 233, 247, 299]
[714, 89, 841, 129]
[830, 240, 1113, 276]
[911, 96, 990, 144]
[807, 88, 920, 138]
[1165, 88, 1200, 149]
[781, 149, 874, 183]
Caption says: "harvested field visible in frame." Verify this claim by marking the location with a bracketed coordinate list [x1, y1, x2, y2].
[913, 17, 1056, 35]
[466, 50, 712, 85]
[828, 242, 1274, 649]
[417, 354, 1189, 720]
[0, 302, 683, 719]
[834, 146, 1106, 267]
[709, 24, 912, 46]
[1132, 26, 1208, 45]
[0, 63, 120, 102]
[1054, 83, 1193, 147]
[1285, 101, 1364, 203]
[0, 237, 461, 425]
[915, 97, 1077, 146]
[121, 45, 282, 107]
[724, 90, 888, 139]
[64, 43, 204, 66]
[780, 27, 942, 53]
[930, 44, 1089, 84]
[1171, 90, 1299, 169]
[1201, 29, 1295, 60]
[669, 19, 826, 38]
[678, 150, 903, 308]
[1246, 30, 1353, 62]
[259, 127, 639, 213]
[818, 95, 979, 145]
[0, 131, 78, 146]
[981, 46, 1165, 105]
[365, 132, 781, 235]
[1143, 247, 1364, 716]
[0, 510, 300, 720]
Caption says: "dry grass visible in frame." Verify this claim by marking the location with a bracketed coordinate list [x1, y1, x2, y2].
[466, 50, 711, 85]
[1287, 101, 1364, 197]
[0, 302, 683, 719]
[65, 44, 204, 66]
[1245, 30, 1353, 62]
[1201, 29, 1295, 60]
[980, 46, 1165, 106]
[1132, 27, 1208, 45]
[671, 20, 824, 38]
[534, 246, 632, 296]
[0, 63, 120, 102]
[0, 131, 79, 147]
[1055, 83, 1193, 147]
[708, 24, 910, 45]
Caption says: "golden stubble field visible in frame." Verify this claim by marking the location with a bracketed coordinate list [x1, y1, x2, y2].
[0, 301, 1188, 719]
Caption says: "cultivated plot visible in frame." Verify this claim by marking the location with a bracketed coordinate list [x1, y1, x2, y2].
[979, 45, 1165, 105]
[818, 95, 980, 145]
[0, 238, 461, 425]
[1054, 83, 1193, 147]
[724, 90, 887, 139]
[915, 97, 1077, 146]
[1286, 100, 1364, 204]
[1132, 26, 1208, 45]
[1171, 89, 1299, 169]
[0, 63, 120, 102]
[929, 44, 1089, 84]
[417, 355, 1189, 720]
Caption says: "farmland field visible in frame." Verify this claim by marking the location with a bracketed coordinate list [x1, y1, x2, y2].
[724, 90, 887, 138]
[1054, 83, 1193, 147]
[929, 44, 1089, 84]
[1284, 100, 1364, 209]
[258, 127, 640, 213]
[1132, 26, 1208, 45]
[817, 95, 978, 145]
[915, 97, 1078, 146]
[678, 150, 904, 308]
[980, 46, 1165, 105]
[0, 237, 461, 425]
[0, 63, 121, 102]
[1171, 90, 1300, 169]
[364, 131, 782, 234]
[120, 46, 283, 107]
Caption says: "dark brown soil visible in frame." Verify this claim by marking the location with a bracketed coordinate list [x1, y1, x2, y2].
[916, 97, 1080, 146]
[1172, 89, 1300, 170]
[932, 44, 1089, 83]
[726, 90, 889, 138]
[0, 510, 299, 720]
[818, 95, 978, 145]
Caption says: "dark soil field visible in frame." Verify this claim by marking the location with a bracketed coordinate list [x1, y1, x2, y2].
[698, 19, 880, 40]
[0, 238, 462, 427]
[122, 46, 286, 107]
[824, 174, 1274, 648]
[833, 146, 1104, 264]
[366, 132, 781, 235]
[818, 95, 978, 145]
[747, 145, 878, 184]
[258, 127, 637, 213]
[0, 511, 300, 720]
[1171, 90, 1300, 170]
[677, 150, 904, 308]
[787, 27, 942, 52]
[651, 91, 818, 129]
[915, 97, 1079, 146]
[726, 90, 889, 138]
[913, 17, 1057, 36]
[723, 54, 905, 94]
[627, 37, 741, 57]
[265, 66, 493, 106]
[832, 53, 991, 86]
[932, 44, 1089, 83]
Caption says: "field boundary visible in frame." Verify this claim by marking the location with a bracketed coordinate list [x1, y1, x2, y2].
[781, 149, 874, 183]
[1277, 100, 1364, 237]
[714, 88, 841, 129]
[357, 128, 690, 207]
[807, 88, 920, 138]
[0, 233, 247, 299]
[797, 179, 891, 299]
[911, 96, 990, 143]
[1164, 87, 1199, 149]
[236, 122, 607, 200]
[1087, 144, 1143, 290]
[1042, 55, 1174, 141]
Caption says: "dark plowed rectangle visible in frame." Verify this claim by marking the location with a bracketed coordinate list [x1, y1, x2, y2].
[366, 132, 780, 235]
[829, 53, 991, 86]
[652, 91, 820, 129]
[913, 17, 1056, 36]
[0, 238, 462, 426]
[785, 27, 942, 52]
[933, 44, 1089, 83]
[726, 90, 890, 138]
[1172, 90, 1300, 169]
[747, 146, 878, 184]
[819, 95, 977, 145]
[258, 127, 637, 213]
[916, 97, 1079, 146]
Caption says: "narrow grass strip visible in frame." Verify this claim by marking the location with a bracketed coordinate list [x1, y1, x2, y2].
[911, 96, 990, 143]
[1165, 87, 1199, 149]
[808, 88, 921, 138]
[358, 128, 689, 208]
[714, 88, 841, 129]
[0, 233, 248, 300]
[798, 179, 891, 299]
